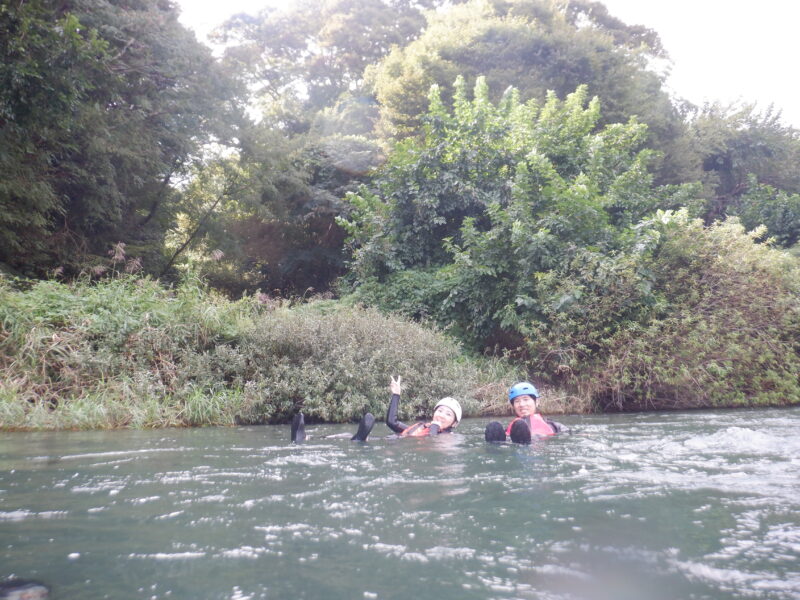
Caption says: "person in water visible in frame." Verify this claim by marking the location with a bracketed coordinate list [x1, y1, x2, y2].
[385, 375, 462, 436]
[291, 411, 376, 443]
[290, 376, 461, 442]
[484, 381, 564, 443]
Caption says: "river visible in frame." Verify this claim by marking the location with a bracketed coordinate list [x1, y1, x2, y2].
[1, 408, 799, 599]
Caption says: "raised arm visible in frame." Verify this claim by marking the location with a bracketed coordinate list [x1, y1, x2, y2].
[385, 376, 408, 434]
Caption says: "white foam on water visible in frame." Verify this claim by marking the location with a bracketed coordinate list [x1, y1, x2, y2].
[255, 523, 311, 534]
[365, 542, 406, 557]
[218, 546, 268, 559]
[531, 563, 592, 580]
[672, 559, 796, 599]
[229, 586, 254, 600]
[128, 552, 206, 560]
[36, 510, 68, 519]
[53, 448, 184, 461]
[131, 496, 160, 504]
[682, 427, 788, 455]
[424, 546, 476, 560]
[0, 509, 69, 521]
[155, 511, 184, 520]
[194, 494, 228, 503]
[323, 501, 370, 519]
[263, 451, 345, 467]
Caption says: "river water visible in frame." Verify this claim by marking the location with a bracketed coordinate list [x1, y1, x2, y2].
[1, 408, 799, 599]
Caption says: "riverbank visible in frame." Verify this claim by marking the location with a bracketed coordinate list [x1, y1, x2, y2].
[2, 272, 797, 431]
[0, 275, 523, 430]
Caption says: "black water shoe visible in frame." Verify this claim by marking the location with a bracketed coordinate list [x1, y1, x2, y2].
[351, 413, 376, 441]
[509, 419, 532, 444]
[291, 412, 306, 443]
[484, 421, 507, 443]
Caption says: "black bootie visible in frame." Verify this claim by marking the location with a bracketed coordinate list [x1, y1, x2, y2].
[509, 419, 532, 444]
[351, 413, 376, 441]
[484, 421, 507, 443]
[291, 412, 306, 443]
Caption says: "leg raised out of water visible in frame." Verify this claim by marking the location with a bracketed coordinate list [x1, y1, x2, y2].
[509, 419, 531, 444]
[484, 421, 507, 443]
[351, 413, 375, 441]
[291, 412, 306, 443]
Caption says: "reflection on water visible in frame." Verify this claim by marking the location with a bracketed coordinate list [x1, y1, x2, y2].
[1, 408, 799, 599]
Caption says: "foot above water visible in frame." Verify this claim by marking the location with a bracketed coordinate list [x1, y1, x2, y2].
[484, 421, 507, 443]
[509, 419, 532, 444]
[351, 413, 376, 441]
[291, 413, 306, 443]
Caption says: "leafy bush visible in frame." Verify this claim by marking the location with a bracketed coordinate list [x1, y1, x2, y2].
[0, 275, 519, 429]
[585, 213, 800, 409]
[735, 176, 800, 248]
[339, 78, 800, 411]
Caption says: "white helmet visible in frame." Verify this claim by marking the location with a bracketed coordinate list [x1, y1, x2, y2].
[433, 397, 462, 427]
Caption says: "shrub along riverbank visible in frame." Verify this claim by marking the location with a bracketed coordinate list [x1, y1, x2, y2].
[2, 215, 799, 432]
[0, 275, 524, 430]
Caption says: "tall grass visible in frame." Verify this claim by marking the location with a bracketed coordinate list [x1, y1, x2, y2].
[0, 275, 521, 430]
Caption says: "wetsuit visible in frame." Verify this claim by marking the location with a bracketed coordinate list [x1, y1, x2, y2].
[385, 394, 452, 437]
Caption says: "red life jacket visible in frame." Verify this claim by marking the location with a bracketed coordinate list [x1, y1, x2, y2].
[400, 422, 431, 437]
[505, 414, 556, 437]
[400, 422, 441, 437]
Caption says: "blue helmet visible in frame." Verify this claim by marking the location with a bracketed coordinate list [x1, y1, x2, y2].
[508, 382, 539, 404]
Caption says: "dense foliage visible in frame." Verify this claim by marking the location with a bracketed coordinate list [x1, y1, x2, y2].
[0, 275, 518, 429]
[367, 0, 686, 177]
[590, 213, 800, 409]
[0, 0, 240, 277]
[2, 0, 799, 422]
[341, 80, 800, 409]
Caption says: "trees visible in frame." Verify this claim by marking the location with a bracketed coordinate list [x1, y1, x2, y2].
[0, 0, 240, 276]
[684, 104, 800, 248]
[366, 0, 687, 179]
[341, 78, 681, 339]
[341, 77, 800, 408]
[219, 0, 441, 131]
[0, 1, 109, 271]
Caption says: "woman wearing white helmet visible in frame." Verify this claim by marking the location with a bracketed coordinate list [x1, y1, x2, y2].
[289, 375, 460, 442]
[385, 375, 461, 437]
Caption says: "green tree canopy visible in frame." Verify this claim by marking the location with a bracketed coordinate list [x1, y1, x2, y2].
[341, 77, 690, 337]
[685, 103, 800, 248]
[0, 0, 241, 276]
[340, 77, 799, 409]
[219, 0, 446, 132]
[366, 0, 687, 178]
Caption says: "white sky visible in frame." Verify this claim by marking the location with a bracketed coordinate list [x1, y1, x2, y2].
[176, 0, 800, 128]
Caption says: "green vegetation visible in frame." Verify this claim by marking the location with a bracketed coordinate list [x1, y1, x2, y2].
[0, 275, 519, 430]
[2, 0, 799, 426]
[341, 79, 800, 410]
[0, 0, 238, 278]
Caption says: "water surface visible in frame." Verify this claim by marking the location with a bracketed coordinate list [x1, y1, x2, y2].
[2, 408, 799, 599]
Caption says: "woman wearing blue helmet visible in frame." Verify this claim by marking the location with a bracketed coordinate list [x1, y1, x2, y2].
[484, 381, 564, 443]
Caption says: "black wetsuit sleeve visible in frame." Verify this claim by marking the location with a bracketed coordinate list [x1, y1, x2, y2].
[546, 418, 566, 433]
[385, 393, 408, 434]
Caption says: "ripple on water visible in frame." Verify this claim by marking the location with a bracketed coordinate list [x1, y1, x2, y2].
[2, 410, 799, 600]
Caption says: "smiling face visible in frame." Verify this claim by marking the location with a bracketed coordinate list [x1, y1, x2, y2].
[512, 394, 537, 418]
[432, 405, 457, 429]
